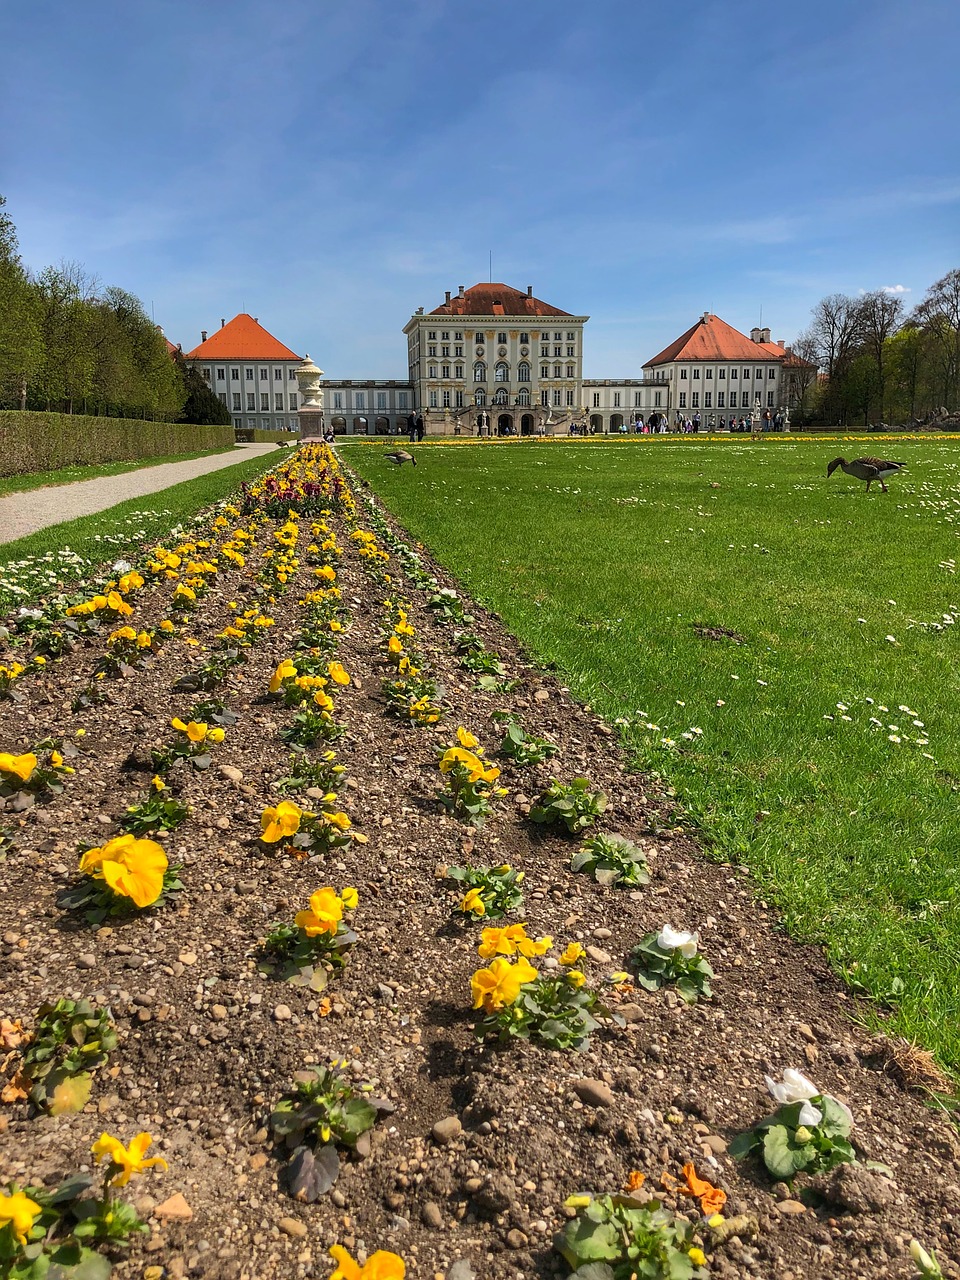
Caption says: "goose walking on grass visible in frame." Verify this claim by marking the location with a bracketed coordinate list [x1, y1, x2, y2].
[383, 450, 416, 467]
[826, 456, 905, 493]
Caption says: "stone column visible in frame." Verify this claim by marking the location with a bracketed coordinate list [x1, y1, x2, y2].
[295, 354, 324, 440]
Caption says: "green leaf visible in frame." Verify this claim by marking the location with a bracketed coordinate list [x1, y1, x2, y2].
[762, 1124, 813, 1180]
[555, 1217, 622, 1268]
[728, 1129, 759, 1161]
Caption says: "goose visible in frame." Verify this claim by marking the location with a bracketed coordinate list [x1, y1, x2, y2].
[826, 456, 905, 493]
[383, 450, 416, 467]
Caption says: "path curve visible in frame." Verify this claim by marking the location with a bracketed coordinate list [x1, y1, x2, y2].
[0, 443, 279, 545]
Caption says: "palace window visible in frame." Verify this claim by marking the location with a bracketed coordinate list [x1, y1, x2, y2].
[692, 392, 699, 407]
[679, 392, 687, 408]
[443, 390, 451, 407]
[455, 391, 463, 407]
[245, 368, 254, 381]
[541, 391, 549, 406]
[455, 345, 463, 356]
[518, 388, 530, 406]
[473, 361, 487, 382]
[475, 333, 484, 345]
[428, 345, 436, 356]
[767, 390, 775, 405]
[201, 368, 210, 381]
[593, 392, 600, 407]
[442, 345, 449, 357]
[259, 368, 268, 381]
[475, 390, 486, 406]
[429, 391, 438, 407]
[718, 367, 725, 379]
[566, 390, 574, 406]
[261, 393, 269, 410]
[554, 345, 561, 357]
[553, 364, 561, 377]
[275, 393, 284, 410]
[755, 369, 763, 380]
[441, 331, 449, 339]
[634, 392, 642, 406]
[706, 368, 713, 379]
[693, 368, 700, 380]
[654, 391, 662, 407]
[231, 368, 239, 381]
[517, 362, 530, 382]
[730, 368, 737, 379]
[218, 392, 227, 404]
[742, 391, 750, 407]
[356, 393, 365, 410]
[554, 331, 562, 341]
[541, 365, 549, 378]
[704, 392, 712, 407]
[743, 369, 750, 380]
[566, 365, 575, 378]
[289, 394, 297, 410]
[495, 362, 509, 382]
[232, 393, 241, 410]
[541, 345, 549, 357]
[494, 388, 508, 405]
[566, 331, 575, 340]
[717, 392, 725, 408]
[680, 369, 688, 379]
[428, 331, 436, 339]
[398, 392, 408, 409]
[768, 368, 776, 379]
[274, 368, 283, 380]
[429, 365, 437, 377]
[442, 365, 450, 378]
[216, 368, 225, 381]
[614, 392, 621, 407]
[567, 345, 575, 356]
[497, 332, 507, 345]
[455, 365, 463, 378]
[246, 393, 255, 410]
[377, 392, 387, 410]
[334, 393, 343, 409]
[553, 389, 562, 405]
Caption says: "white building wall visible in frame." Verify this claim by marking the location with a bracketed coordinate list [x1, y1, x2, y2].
[192, 359, 302, 432]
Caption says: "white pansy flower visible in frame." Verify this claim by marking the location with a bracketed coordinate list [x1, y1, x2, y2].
[765, 1067, 819, 1106]
[798, 1100, 823, 1127]
[657, 925, 699, 958]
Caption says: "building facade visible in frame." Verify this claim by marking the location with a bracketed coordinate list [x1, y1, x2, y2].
[402, 283, 589, 434]
[184, 314, 303, 432]
[322, 380, 415, 436]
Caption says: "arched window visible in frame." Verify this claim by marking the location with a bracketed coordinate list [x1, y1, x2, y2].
[475, 389, 486, 406]
[517, 388, 530, 406]
[517, 362, 530, 382]
[495, 362, 509, 382]
[494, 387, 508, 405]
[473, 361, 486, 382]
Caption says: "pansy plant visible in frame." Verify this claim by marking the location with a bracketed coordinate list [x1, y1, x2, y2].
[630, 926, 714, 1004]
[447, 863, 524, 919]
[437, 728, 506, 824]
[261, 887, 358, 988]
[530, 777, 608, 835]
[493, 713, 559, 766]
[151, 718, 225, 773]
[572, 832, 651, 888]
[729, 1068, 857, 1181]
[259, 799, 354, 855]
[60, 834, 182, 924]
[554, 1192, 709, 1280]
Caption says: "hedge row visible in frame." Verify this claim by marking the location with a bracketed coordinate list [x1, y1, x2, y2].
[0, 411, 234, 478]
[234, 427, 301, 444]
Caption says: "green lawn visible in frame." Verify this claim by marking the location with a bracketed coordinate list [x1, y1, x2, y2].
[344, 435, 960, 1070]
[0, 451, 277, 611]
[0, 446, 243, 497]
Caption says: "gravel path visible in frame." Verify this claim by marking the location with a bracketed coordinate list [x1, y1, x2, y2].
[0, 444, 278, 545]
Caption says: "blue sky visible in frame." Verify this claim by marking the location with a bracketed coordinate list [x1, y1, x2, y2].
[3, 0, 958, 377]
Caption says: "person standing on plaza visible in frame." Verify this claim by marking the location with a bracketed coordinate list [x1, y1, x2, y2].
[416, 413, 425, 441]
[407, 412, 417, 443]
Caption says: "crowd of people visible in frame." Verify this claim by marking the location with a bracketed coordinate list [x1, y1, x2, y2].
[570, 409, 788, 435]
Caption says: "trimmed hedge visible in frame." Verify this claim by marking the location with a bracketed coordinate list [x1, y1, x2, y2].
[234, 427, 301, 443]
[0, 411, 234, 479]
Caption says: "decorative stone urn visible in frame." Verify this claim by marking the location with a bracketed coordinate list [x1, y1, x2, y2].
[295, 354, 324, 439]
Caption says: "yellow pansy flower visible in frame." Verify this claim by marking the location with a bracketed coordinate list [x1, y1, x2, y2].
[459, 887, 486, 916]
[456, 726, 479, 750]
[0, 1190, 42, 1245]
[269, 658, 298, 693]
[260, 800, 303, 843]
[471, 956, 537, 1012]
[295, 887, 344, 936]
[327, 661, 350, 686]
[565, 969, 587, 988]
[559, 942, 585, 966]
[0, 752, 38, 783]
[328, 1244, 405, 1279]
[91, 1132, 168, 1186]
[79, 834, 168, 908]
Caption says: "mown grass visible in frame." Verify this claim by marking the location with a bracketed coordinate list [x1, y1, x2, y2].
[0, 446, 243, 497]
[0, 451, 277, 610]
[343, 434, 960, 1070]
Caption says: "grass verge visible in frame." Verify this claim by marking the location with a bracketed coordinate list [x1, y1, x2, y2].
[0, 451, 277, 611]
[0, 447, 244, 497]
[343, 434, 960, 1071]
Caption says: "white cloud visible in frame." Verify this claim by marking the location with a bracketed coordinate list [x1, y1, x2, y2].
[882, 284, 910, 293]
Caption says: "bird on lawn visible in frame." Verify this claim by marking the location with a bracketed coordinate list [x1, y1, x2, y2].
[826, 456, 905, 493]
[383, 450, 416, 467]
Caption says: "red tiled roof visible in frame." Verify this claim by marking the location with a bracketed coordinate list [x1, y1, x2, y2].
[645, 314, 784, 366]
[184, 314, 301, 361]
[429, 283, 571, 318]
[164, 337, 179, 356]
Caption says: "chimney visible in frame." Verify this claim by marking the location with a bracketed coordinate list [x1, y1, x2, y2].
[527, 285, 533, 297]
[201, 330, 207, 342]
[761, 327, 771, 343]
[220, 318, 225, 328]
[750, 327, 761, 343]
[254, 317, 259, 324]
[458, 285, 464, 297]
[777, 339, 785, 349]
[702, 311, 710, 322]
[445, 290, 451, 303]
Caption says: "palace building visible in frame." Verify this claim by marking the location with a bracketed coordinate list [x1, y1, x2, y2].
[181, 293, 814, 436]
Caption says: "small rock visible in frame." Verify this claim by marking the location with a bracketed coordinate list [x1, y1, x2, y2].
[586, 945, 612, 964]
[249, 1153, 268, 1172]
[273, 1004, 293, 1022]
[155, 1193, 193, 1222]
[593, 927, 613, 940]
[77, 954, 97, 969]
[533, 689, 550, 702]
[445, 1263, 476, 1280]
[178, 952, 197, 966]
[703, 1134, 728, 1155]
[278, 1217, 308, 1238]
[210, 1005, 228, 1021]
[219, 765, 243, 783]
[619, 1003, 643, 1024]
[432, 1115, 462, 1146]
[506, 1229, 528, 1249]
[775, 1199, 807, 1215]
[572, 1079, 614, 1108]
[811, 1163, 894, 1214]
[421, 1201, 444, 1229]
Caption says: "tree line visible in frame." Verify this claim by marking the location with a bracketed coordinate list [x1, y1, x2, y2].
[792, 270, 960, 425]
[0, 195, 229, 425]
